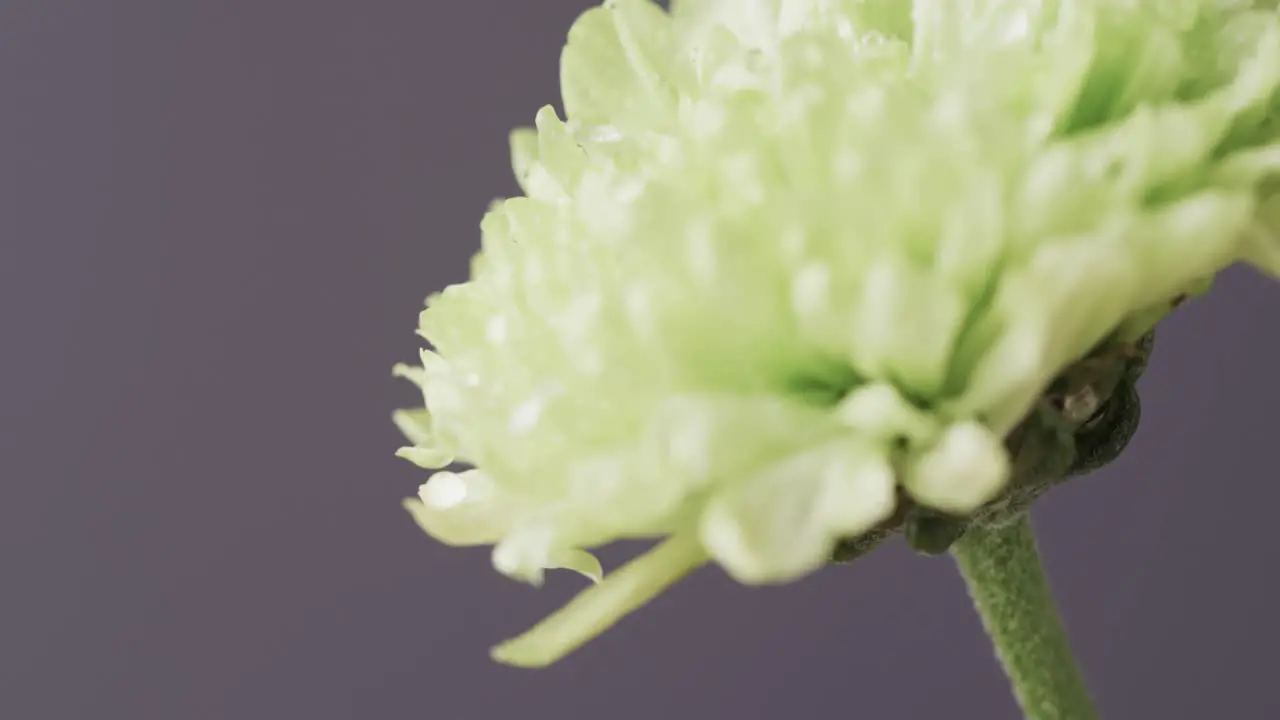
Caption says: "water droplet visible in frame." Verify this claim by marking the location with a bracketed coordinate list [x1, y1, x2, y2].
[582, 124, 622, 143]
[422, 473, 468, 509]
[667, 415, 711, 478]
[834, 16, 855, 41]
[791, 262, 830, 318]
[509, 397, 545, 434]
[996, 10, 1030, 44]
[486, 315, 508, 344]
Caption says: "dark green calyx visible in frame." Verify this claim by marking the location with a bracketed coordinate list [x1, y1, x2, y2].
[904, 510, 970, 555]
[832, 332, 1154, 564]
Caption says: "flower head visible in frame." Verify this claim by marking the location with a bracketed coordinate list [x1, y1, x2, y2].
[396, 0, 1280, 667]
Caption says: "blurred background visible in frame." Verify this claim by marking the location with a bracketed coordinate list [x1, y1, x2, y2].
[2, 2, 1277, 718]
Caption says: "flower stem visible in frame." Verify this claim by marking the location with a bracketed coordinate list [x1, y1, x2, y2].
[951, 517, 1097, 720]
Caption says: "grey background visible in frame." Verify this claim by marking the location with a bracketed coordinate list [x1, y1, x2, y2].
[2, 2, 1277, 719]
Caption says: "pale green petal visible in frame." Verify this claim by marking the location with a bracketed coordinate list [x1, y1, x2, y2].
[394, 446, 454, 470]
[670, 0, 784, 52]
[552, 548, 605, 584]
[1211, 145, 1280, 186]
[391, 408, 432, 446]
[947, 309, 1051, 437]
[392, 411, 453, 465]
[1250, 193, 1280, 275]
[403, 470, 526, 546]
[632, 395, 840, 487]
[509, 127, 540, 196]
[609, 0, 678, 89]
[560, 6, 628, 124]
[391, 363, 426, 389]
[902, 421, 1011, 514]
[491, 531, 707, 668]
[392, 360, 460, 466]
[834, 382, 939, 446]
[956, 232, 1144, 433]
[491, 523, 563, 585]
[490, 523, 606, 586]
[848, 255, 968, 398]
[1121, 192, 1256, 308]
[700, 439, 897, 584]
[560, 1, 675, 128]
[560, 395, 841, 537]
[957, 189, 1255, 433]
[509, 111, 592, 205]
[848, 0, 915, 40]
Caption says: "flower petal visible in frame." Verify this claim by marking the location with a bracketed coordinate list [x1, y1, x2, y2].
[490, 530, 707, 668]
[560, 1, 675, 128]
[700, 438, 897, 584]
[391, 363, 426, 389]
[902, 420, 1011, 514]
[849, 256, 968, 398]
[1249, 193, 1280, 275]
[491, 523, 607, 586]
[552, 548, 606, 584]
[834, 382, 939, 446]
[402, 470, 525, 546]
[395, 446, 454, 470]
[391, 408, 432, 447]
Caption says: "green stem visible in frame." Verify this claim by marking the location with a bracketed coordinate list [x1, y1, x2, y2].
[951, 517, 1097, 720]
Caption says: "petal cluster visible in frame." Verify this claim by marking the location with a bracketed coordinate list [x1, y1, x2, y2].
[395, 0, 1280, 666]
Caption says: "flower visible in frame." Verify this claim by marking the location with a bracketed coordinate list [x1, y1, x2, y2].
[395, 0, 1280, 668]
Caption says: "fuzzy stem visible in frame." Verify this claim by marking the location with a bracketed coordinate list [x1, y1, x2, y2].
[951, 517, 1096, 720]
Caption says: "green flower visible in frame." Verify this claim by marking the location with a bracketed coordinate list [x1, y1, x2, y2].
[395, 0, 1280, 668]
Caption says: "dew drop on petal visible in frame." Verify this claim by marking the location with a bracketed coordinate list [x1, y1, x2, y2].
[666, 415, 711, 478]
[422, 472, 469, 509]
[834, 15, 855, 42]
[997, 10, 1030, 45]
[790, 262, 830, 319]
[486, 315, 508, 344]
[582, 124, 622, 143]
[509, 397, 545, 434]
